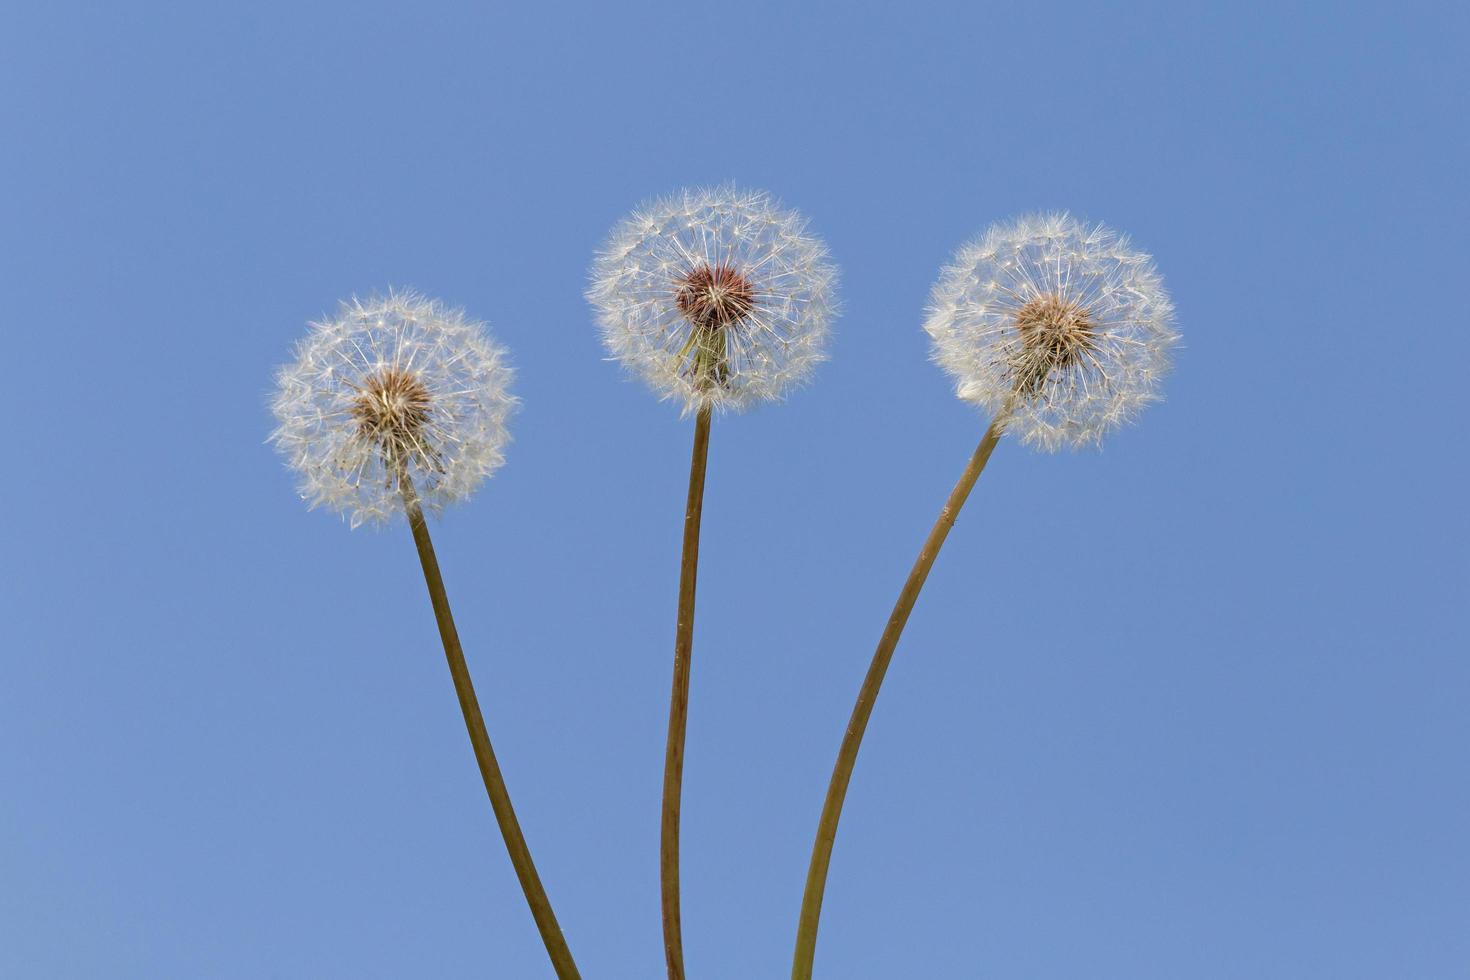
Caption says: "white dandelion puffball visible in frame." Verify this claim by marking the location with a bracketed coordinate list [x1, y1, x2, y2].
[587, 186, 839, 414]
[271, 290, 516, 528]
[924, 213, 1178, 451]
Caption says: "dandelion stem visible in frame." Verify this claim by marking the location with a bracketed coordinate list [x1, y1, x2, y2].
[792, 413, 1008, 980]
[661, 404, 712, 980]
[400, 475, 581, 980]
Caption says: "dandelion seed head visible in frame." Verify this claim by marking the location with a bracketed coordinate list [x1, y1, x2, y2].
[587, 186, 839, 414]
[924, 213, 1177, 451]
[270, 290, 516, 528]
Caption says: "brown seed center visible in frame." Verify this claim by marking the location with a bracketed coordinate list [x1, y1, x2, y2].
[351, 367, 433, 455]
[675, 263, 756, 331]
[1012, 293, 1096, 392]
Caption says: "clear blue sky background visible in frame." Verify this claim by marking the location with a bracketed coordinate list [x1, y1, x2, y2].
[2, 2, 1466, 977]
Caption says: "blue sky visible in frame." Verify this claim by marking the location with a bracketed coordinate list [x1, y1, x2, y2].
[2, 2, 1466, 977]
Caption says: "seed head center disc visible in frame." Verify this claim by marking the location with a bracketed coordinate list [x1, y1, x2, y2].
[675, 263, 756, 331]
[352, 367, 433, 451]
[1015, 294, 1095, 369]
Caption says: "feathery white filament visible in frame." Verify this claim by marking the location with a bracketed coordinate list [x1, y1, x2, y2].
[587, 186, 839, 414]
[924, 213, 1177, 451]
[271, 290, 516, 528]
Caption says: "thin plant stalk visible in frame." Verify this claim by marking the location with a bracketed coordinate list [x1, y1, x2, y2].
[792, 412, 1009, 980]
[661, 404, 713, 980]
[400, 473, 582, 980]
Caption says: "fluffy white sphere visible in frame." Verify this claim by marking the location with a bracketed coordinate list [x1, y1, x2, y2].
[925, 213, 1177, 451]
[587, 186, 839, 415]
[271, 290, 516, 528]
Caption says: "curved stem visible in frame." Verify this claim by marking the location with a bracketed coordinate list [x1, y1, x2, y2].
[792, 416, 1007, 979]
[661, 405, 713, 980]
[401, 477, 582, 980]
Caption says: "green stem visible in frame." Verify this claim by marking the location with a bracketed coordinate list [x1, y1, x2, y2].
[401, 477, 582, 980]
[792, 415, 1007, 980]
[661, 405, 713, 980]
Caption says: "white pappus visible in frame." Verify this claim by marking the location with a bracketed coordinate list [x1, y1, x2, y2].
[924, 213, 1177, 451]
[270, 290, 516, 528]
[587, 186, 839, 415]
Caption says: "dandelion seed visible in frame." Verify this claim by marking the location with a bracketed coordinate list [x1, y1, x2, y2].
[270, 290, 516, 528]
[924, 213, 1178, 450]
[587, 185, 839, 415]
